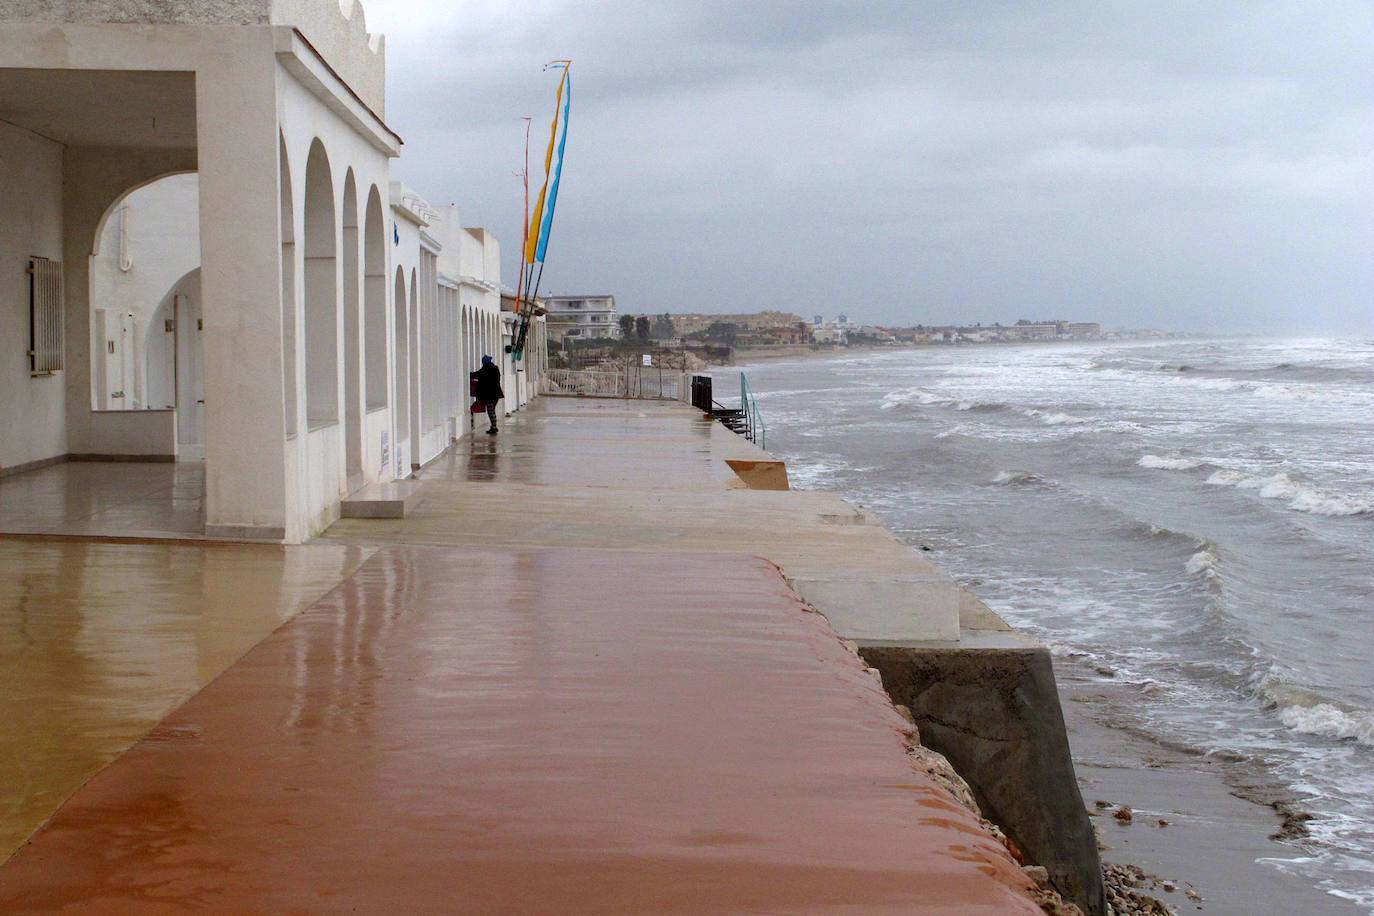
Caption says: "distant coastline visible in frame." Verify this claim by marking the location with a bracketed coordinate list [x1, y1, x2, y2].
[727, 334, 1186, 366]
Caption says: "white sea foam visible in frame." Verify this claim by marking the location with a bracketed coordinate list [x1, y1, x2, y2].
[1021, 408, 1090, 425]
[1259, 679, 1374, 745]
[880, 387, 948, 409]
[992, 470, 1047, 486]
[934, 424, 976, 439]
[1287, 490, 1374, 517]
[1159, 372, 1374, 407]
[1205, 470, 1373, 516]
[1185, 549, 1220, 576]
[1279, 703, 1374, 746]
[1139, 454, 1205, 470]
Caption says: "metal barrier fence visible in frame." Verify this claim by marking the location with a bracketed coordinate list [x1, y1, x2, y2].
[542, 366, 682, 400]
[740, 372, 765, 450]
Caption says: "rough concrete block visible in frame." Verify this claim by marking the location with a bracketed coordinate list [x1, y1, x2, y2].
[725, 459, 790, 490]
[340, 481, 424, 519]
[792, 574, 960, 642]
[859, 643, 1107, 916]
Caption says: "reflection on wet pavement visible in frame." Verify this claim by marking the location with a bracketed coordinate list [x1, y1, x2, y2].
[0, 547, 1038, 913]
[0, 461, 206, 539]
[417, 398, 754, 489]
[0, 539, 373, 860]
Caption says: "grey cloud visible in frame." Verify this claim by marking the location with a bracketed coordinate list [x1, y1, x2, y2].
[367, 0, 1374, 333]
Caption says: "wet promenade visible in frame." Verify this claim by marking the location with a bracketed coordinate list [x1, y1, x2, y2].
[0, 398, 1039, 912]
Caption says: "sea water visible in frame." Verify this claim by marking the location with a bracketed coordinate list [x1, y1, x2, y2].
[739, 338, 1374, 908]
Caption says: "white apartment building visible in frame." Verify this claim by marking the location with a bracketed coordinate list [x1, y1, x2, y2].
[545, 295, 618, 341]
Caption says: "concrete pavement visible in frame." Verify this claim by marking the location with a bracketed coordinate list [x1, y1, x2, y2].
[328, 398, 964, 642]
[0, 546, 1039, 913]
[0, 395, 1046, 913]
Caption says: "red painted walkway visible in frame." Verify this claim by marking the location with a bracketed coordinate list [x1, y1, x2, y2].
[0, 547, 1038, 913]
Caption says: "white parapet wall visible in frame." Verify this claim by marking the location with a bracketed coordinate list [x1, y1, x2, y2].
[85, 409, 176, 458]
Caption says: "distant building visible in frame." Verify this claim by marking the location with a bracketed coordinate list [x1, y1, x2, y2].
[545, 295, 618, 342]
[672, 310, 807, 337]
[1066, 322, 1102, 338]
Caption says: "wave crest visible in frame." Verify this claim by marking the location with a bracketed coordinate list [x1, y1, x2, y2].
[881, 387, 949, 410]
[1263, 679, 1374, 745]
[1206, 470, 1373, 516]
[1185, 548, 1220, 577]
[1139, 454, 1205, 471]
[1022, 408, 1090, 425]
[992, 470, 1051, 487]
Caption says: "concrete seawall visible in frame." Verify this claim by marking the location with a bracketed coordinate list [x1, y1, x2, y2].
[862, 638, 1105, 915]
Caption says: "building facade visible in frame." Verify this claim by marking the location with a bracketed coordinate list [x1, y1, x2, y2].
[0, 0, 543, 542]
[545, 295, 618, 341]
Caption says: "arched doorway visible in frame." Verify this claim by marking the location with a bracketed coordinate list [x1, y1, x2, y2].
[87, 171, 205, 460]
[392, 266, 408, 474]
[408, 269, 419, 470]
[141, 268, 205, 459]
[341, 169, 361, 486]
[88, 172, 198, 415]
[280, 135, 298, 438]
[303, 140, 337, 430]
[363, 187, 386, 414]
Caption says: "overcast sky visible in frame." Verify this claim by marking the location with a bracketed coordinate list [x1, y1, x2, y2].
[360, 1, 1372, 334]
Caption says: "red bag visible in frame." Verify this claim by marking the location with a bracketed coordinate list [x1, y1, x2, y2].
[470, 399, 486, 413]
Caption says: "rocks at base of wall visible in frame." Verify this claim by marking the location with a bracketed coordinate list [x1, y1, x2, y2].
[860, 643, 1109, 916]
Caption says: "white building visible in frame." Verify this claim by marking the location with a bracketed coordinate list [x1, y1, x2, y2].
[545, 295, 618, 341]
[0, 0, 543, 543]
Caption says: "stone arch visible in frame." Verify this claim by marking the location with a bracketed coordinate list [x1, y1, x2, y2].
[341, 168, 361, 481]
[88, 171, 200, 412]
[90, 169, 199, 258]
[393, 266, 409, 450]
[408, 268, 419, 466]
[303, 139, 337, 428]
[144, 266, 201, 411]
[280, 134, 298, 437]
[460, 303, 470, 408]
[363, 186, 386, 411]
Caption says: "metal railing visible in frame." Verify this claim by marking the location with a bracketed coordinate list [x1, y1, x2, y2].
[740, 372, 765, 449]
[542, 366, 681, 400]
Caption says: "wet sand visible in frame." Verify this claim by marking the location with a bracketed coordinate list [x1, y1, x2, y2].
[1056, 663, 1362, 915]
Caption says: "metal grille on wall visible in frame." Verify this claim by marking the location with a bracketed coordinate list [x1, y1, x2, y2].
[27, 256, 63, 375]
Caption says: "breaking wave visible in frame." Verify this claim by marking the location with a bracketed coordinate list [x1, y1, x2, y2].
[1261, 679, 1374, 746]
[1020, 408, 1090, 425]
[1185, 548, 1220, 577]
[991, 470, 1055, 488]
[1138, 454, 1206, 470]
[880, 387, 949, 409]
[1205, 470, 1373, 517]
[880, 387, 1008, 413]
[1159, 372, 1374, 406]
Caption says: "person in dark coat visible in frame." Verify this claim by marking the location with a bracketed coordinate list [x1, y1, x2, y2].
[471, 355, 504, 434]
